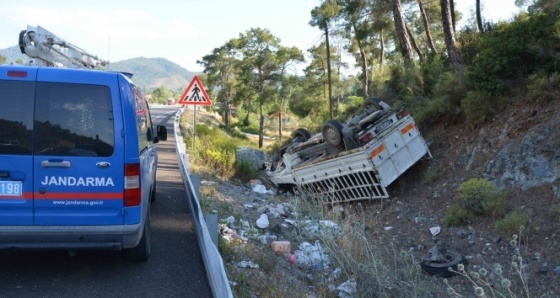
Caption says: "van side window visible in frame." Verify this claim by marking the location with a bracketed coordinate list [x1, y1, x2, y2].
[132, 86, 153, 152]
[0, 81, 34, 155]
[34, 83, 114, 157]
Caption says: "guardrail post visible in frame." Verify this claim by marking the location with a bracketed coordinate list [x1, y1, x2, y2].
[204, 211, 218, 248]
[191, 174, 200, 198]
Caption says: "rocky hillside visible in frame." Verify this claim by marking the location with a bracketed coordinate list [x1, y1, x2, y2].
[384, 97, 560, 296]
[191, 96, 560, 296]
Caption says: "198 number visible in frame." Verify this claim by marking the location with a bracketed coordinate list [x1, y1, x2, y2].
[0, 182, 22, 195]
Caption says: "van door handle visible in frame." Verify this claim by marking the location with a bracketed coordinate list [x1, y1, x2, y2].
[41, 160, 71, 168]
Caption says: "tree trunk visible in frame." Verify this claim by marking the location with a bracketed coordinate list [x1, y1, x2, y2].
[476, 0, 485, 33]
[417, 0, 436, 52]
[392, 0, 415, 64]
[450, 0, 456, 33]
[352, 23, 369, 99]
[406, 24, 423, 60]
[380, 28, 385, 69]
[440, 0, 464, 73]
[224, 97, 230, 126]
[258, 101, 264, 148]
[325, 26, 334, 119]
[278, 85, 285, 137]
[278, 109, 282, 137]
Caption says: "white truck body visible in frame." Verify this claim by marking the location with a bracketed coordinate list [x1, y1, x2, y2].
[266, 103, 431, 204]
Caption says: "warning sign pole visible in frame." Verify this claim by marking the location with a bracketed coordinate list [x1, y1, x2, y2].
[192, 107, 196, 151]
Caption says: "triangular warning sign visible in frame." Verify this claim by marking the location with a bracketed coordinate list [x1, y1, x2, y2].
[177, 75, 212, 106]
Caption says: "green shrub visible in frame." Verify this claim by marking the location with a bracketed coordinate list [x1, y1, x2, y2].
[442, 204, 472, 226]
[422, 167, 438, 185]
[466, 13, 560, 95]
[234, 160, 257, 183]
[408, 71, 466, 127]
[461, 91, 496, 126]
[457, 178, 506, 216]
[385, 63, 424, 101]
[494, 210, 530, 239]
[527, 71, 560, 102]
[195, 124, 214, 136]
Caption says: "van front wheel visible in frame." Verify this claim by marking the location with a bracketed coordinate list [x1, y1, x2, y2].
[125, 213, 151, 262]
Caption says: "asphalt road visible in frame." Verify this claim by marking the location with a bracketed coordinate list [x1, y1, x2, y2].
[0, 105, 212, 298]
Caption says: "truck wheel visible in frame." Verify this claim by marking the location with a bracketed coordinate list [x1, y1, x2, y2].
[292, 128, 311, 142]
[321, 120, 343, 147]
[420, 249, 464, 277]
[125, 212, 151, 262]
[363, 98, 381, 112]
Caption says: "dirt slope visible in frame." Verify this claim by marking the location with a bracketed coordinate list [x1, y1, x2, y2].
[383, 98, 560, 296]
[185, 101, 560, 296]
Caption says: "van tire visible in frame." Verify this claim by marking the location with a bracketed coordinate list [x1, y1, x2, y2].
[150, 180, 157, 204]
[125, 212, 151, 262]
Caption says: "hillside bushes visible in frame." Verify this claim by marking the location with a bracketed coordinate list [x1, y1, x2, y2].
[466, 12, 560, 96]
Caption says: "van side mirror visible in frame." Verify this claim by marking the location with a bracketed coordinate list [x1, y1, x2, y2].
[156, 125, 167, 142]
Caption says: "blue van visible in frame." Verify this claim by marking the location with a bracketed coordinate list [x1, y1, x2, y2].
[0, 65, 167, 261]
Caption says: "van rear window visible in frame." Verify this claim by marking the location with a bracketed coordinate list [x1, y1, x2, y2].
[34, 83, 114, 157]
[0, 81, 34, 155]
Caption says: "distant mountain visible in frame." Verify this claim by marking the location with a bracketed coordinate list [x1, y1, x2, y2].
[0, 45, 27, 63]
[0, 46, 198, 91]
[106, 57, 199, 91]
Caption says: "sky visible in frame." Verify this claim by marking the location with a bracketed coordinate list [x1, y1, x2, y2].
[0, 0, 521, 73]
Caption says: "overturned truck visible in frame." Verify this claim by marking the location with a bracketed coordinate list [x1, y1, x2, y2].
[265, 98, 432, 203]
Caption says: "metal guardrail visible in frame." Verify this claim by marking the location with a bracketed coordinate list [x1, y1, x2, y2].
[173, 109, 233, 298]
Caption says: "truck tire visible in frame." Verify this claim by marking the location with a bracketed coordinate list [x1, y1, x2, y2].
[125, 212, 151, 262]
[363, 97, 381, 112]
[321, 120, 343, 147]
[420, 249, 464, 277]
[292, 128, 311, 142]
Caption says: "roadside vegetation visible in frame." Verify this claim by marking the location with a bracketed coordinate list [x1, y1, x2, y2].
[184, 118, 544, 297]
[170, 1, 560, 297]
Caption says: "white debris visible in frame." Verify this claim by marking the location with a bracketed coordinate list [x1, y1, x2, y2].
[275, 203, 286, 216]
[256, 214, 269, 229]
[336, 279, 357, 298]
[237, 219, 248, 230]
[293, 240, 331, 270]
[257, 234, 269, 245]
[284, 219, 297, 225]
[429, 226, 441, 236]
[301, 220, 340, 239]
[225, 216, 236, 227]
[252, 184, 275, 194]
[236, 260, 259, 269]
